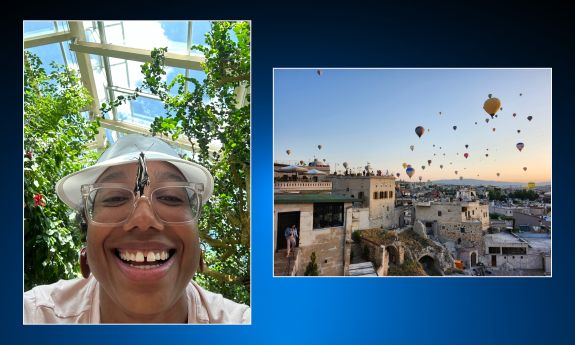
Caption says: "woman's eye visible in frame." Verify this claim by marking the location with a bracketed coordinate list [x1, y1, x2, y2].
[156, 195, 185, 205]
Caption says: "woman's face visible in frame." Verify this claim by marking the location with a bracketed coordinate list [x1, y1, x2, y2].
[86, 161, 200, 319]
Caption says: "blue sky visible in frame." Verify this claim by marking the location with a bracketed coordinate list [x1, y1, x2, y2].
[274, 68, 551, 183]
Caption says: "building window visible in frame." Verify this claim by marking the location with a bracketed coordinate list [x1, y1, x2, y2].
[373, 192, 378, 199]
[387, 206, 389, 211]
[358, 191, 364, 199]
[457, 238, 462, 244]
[389, 191, 393, 198]
[384, 191, 388, 198]
[346, 187, 349, 192]
[472, 210, 475, 215]
[502, 247, 527, 255]
[488, 247, 501, 254]
[438, 211, 442, 217]
[460, 227, 465, 233]
[442, 225, 445, 229]
[313, 203, 344, 229]
[379, 191, 384, 199]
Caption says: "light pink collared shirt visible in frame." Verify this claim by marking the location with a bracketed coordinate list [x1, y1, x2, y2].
[24, 276, 250, 324]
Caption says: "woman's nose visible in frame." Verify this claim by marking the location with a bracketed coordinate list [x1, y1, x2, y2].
[122, 196, 165, 232]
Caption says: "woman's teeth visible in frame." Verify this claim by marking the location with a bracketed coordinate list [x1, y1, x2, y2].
[117, 249, 171, 263]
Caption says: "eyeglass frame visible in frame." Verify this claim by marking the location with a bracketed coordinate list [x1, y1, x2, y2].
[80, 182, 205, 225]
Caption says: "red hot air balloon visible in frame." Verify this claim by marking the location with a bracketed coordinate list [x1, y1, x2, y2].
[516, 142, 525, 152]
[415, 126, 425, 138]
[464, 153, 469, 159]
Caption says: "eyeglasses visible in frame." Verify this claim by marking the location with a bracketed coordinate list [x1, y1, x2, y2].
[81, 182, 204, 225]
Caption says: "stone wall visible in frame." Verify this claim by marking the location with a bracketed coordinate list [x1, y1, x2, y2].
[481, 253, 545, 270]
[415, 202, 489, 230]
[437, 221, 483, 248]
[296, 226, 347, 276]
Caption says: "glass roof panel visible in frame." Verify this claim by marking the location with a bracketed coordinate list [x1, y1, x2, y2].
[191, 21, 211, 55]
[24, 21, 55, 38]
[26, 43, 66, 73]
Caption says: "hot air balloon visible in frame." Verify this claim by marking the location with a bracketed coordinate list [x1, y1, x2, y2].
[299, 160, 304, 165]
[465, 144, 469, 149]
[419, 176, 423, 182]
[415, 126, 425, 138]
[439, 146, 442, 149]
[440, 164, 443, 169]
[483, 95, 502, 118]
[410, 145, 415, 151]
[520, 93, 523, 96]
[443, 153, 446, 156]
[428, 159, 432, 166]
[406, 166, 415, 178]
[433, 144, 435, 147]
[460, 176, 463, 180]
[475, 122, 478, 125]
[433, 153, 436, 156]
[485, 118, 490, 123]
[453, 125, 457, 131]
[516, 142, 524, 152]
[527, 116, 533, 121]
[439, 111, 442, 115]
[421, 165, 426, 170]
[523, 167, 527, 172]
[497, 172, 500, 177]
[464, 153, 469, 159]
[343, 162, 348, 168]
[527, 182, 536, 189]
[485, 153, 489, 157]
[318, 144, 322, 150]
[286, 149, 291, 155]
[402, 163, 408, 169]
[455, 170, 458, 175]
[492, 128, 496, 132]
[396, 173, 400, 178]
[317, 69, 322, 76]
[513, 113, 517, 117]
[323, 158, 326, 162]
[517, 129, 521, 134]
[450, 162, 453, 165]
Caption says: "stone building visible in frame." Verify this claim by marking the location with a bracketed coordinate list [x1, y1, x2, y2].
[274, 193, 356, 276]
[414, 189, 489, 268]
[483, 232, 550, 275]
[328, 175, 396, 229]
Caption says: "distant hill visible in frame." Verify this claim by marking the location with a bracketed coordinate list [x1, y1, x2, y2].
[431, 179, 551, 188]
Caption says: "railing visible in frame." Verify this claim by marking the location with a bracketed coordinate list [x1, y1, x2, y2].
[274, 181, 332, 192]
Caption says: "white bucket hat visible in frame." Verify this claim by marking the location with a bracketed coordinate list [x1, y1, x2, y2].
[55, 134, 214, 210]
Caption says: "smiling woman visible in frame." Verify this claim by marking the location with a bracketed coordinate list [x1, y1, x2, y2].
[24, 134, 250, 324]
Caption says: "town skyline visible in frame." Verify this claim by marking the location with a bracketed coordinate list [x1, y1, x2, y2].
[274, 68, 551, 184]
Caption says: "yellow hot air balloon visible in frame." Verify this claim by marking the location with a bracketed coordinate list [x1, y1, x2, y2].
[527, 182, 536, 189]
[402, 162, 408, 169]
[483, 95, 502, 118]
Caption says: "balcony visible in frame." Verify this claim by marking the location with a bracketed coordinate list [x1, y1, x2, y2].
[274, 181, 332, 193]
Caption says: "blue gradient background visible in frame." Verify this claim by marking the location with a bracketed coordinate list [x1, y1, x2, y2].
[7, 2, 574, 344]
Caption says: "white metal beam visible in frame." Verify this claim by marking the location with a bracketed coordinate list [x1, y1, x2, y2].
[69, 40, 205, 70]
[68, 21, 105, 149]
[24, 31, 74, 49]
[99, 119, 221, 153]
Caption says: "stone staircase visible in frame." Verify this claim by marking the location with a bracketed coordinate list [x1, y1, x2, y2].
[274, 248, 299, 276]
[349, 261, 377, 276]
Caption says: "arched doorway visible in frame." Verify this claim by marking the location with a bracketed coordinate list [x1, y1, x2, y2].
[470, 252, 477, 267]
[386, 246, 399, 265]
[419, 255, 441, 276]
